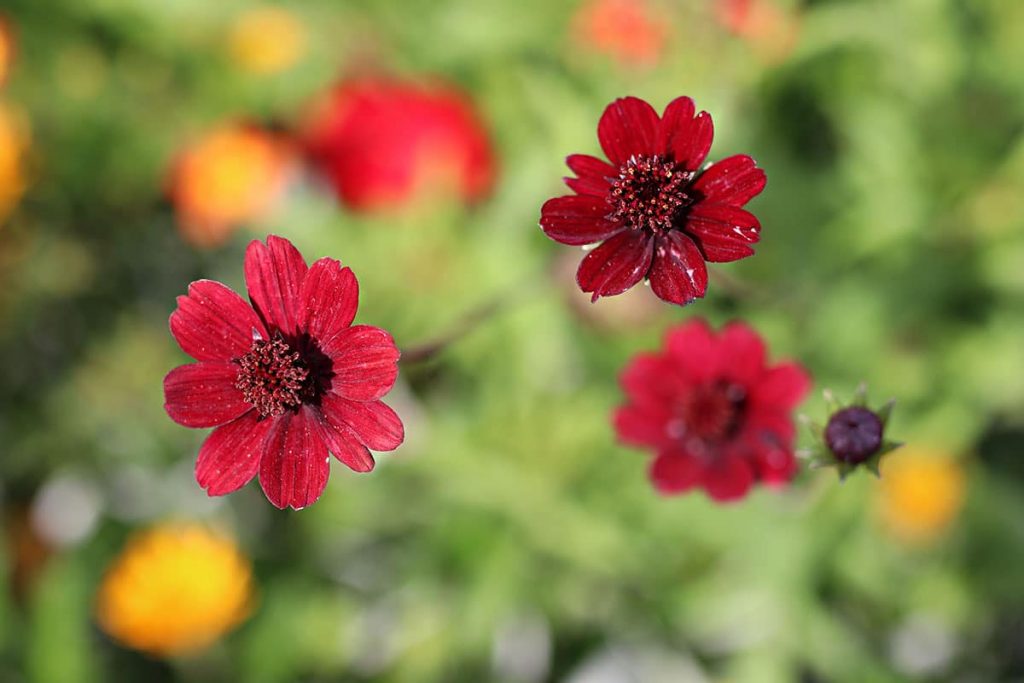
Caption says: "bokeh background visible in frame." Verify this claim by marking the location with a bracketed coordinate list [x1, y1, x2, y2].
[2, 0, 1024, 681]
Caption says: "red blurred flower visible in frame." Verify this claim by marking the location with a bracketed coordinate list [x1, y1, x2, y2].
[614, 320, 809, 502]
[714, 0, 800, 63]
[301, 78, 496, 213]
[571, 0, 669, 68]
[163, 235, 404, 510]
[540, 96, 767, 306]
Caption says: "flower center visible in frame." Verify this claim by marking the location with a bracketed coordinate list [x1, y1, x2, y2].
[609, 154, 692, 234]
[235, 335, 310, 418]
[825, 406, 883, 464]
[678, 381, 746, 443]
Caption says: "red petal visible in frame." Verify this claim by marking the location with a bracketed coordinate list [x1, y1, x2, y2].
[692, 155, 766, 207]
[323, 325, 401, 401]
[614, 403, 672, 450]
[649, 450, 703, 495]
[664, 319, 721, 383]
[195, 411, 275, 496]
[576, 230, 654, 302]
[164, 362, 249, 428]
[300, 258, 359, 345]
[701, 453, 754, 502]
[619, 352, 682, 405]
[322, 394, 404, 451]
[752, 362, 811, 410]
[597, 97, 660, 166]
[540, 195, 624, 246]
[685, 202, 761, 263]
[717, 322, 766, 385]
[258, 408, 330, 510]
[245, 235, 309, 336]
[169, 280, 267, 362]
[751, 442, 798, 485]
[564, 154, 616, 197]
[659, 97, 714, 171]
[315, 410, 376, 472]
[648, 232, 708, 306]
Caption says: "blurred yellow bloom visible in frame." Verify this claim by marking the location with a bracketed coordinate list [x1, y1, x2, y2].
[96, 523, 255, 657]
[877, 446, 967, 543]
[228, 7, 307, 76]
[0, 102, 28, 224]
[169, 123, 292, 247]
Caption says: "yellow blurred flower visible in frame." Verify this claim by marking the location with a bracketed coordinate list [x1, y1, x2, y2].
[228, 7, 307, 76]
[0, 16, 14, 86]
[96, 523, 255, 657]
[0, 102, 28, 224]
[169, 123, 292, 248]
[877, 446, 967, 543]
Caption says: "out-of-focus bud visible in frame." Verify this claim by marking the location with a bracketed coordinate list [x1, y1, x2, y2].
[713, 0, 801, 64]
[0, 16, 15, 87]
[571, 0, 669, 69]
[227, 6, 307, 76]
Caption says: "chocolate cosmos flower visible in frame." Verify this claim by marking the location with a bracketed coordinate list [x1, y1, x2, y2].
[540, 96, 766, 305]
[164, 235, 403, 510]
[614, 320, 810, 502]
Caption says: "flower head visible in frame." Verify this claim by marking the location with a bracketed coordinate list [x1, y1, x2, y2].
[164, 235, 404, 509]
[96, 523, 254, 657]
[802, 384, 902, 480]
[614, 319, 810, 502]
[300, 78, 496, 213]
[540, 96, 766, 306]
[571, 0, 669, 68]
[168, 123, 293, 248]
[877, 446, 966, 543]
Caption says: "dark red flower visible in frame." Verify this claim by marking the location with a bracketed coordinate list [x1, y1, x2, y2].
[163, 235, 404, 510]
[301, 77, 496, 212]
[614, 319, 809, 502]
[540, 96, 766, 306]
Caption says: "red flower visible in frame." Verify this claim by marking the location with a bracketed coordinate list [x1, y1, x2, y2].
[540, 96, 766, 306]
[163, 235, 403, 510]
[614, 320, 809, 502]
[301, 78, 496, 212]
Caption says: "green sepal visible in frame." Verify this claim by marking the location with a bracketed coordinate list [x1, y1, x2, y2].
[876, 398, 896, 428]
[852, 382, 869, 407]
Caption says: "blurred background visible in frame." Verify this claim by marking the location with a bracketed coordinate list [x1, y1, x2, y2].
[1, 0, 1023, 680]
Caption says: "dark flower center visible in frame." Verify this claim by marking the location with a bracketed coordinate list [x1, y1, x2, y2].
[235, 335, 311, 418]
[825, 406, 883, 464]
[678, 381, 746, 443]
[609, 154, 692, 234]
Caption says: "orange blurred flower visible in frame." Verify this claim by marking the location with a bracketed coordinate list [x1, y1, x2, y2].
[96, 523, 255, 657]
[169, 123, 293, 248]
[228, 6, 307, 76]
[572, 0, 669, 68]
[714, 0, 800, 63]
[0, 16, 14, 87]
[877, 446, 967, 543]
[0, 102, 28, 224]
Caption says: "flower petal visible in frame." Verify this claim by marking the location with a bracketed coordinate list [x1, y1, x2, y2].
[692, 154, 766, 207]
[701, 453, 755, 502]
[576, 230, 654, 302]
[245, 235, 309, 336]
[169, 280, 267, 362]
[258, 408, 330, 510]
[322, 394, 404, 452]
[300, 258, 359, 345]
[659, 97, 714, 171]
[649, 449, 704, 495]
[648, 232, 708, 306]
[164, 362, 249, 428]
[195, 411, 275, 497]
[564, 154, 616, 197]
[597, 97, 660, 166]
[664, 319, 719, 382]
[614, 403, 673, 449]
[315, 411, 376, 472]
[717, 322, 766, 385]
[750, 442, 798, 485]
[685, 202, 761, 263]
[540, 195, 624, 246]
[752, 362, 812, 410]
[323, 325, 401, 401]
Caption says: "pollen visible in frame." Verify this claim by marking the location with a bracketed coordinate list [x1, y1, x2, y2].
[235, 335, 309, 417]
[609, 154, 691, 234]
